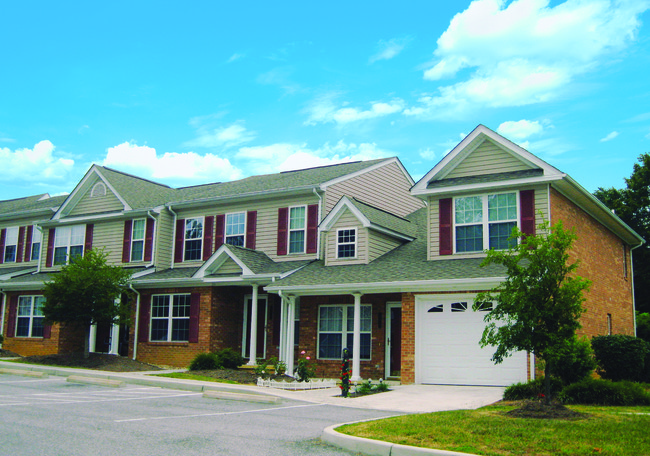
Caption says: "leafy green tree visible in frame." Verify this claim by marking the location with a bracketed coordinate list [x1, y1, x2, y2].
[474, 220, 591, 402]
[594, 153, 649, 313]
[42, 249, 132, 358]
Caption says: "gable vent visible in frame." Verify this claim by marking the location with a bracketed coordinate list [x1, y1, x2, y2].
[91, 182, 107, 198]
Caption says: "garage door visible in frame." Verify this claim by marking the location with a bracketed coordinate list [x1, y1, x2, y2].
[415, 295, 528, 386]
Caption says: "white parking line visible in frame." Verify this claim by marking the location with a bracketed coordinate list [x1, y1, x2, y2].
[0, 390, 202, 406]
[115, 402, 327, 423]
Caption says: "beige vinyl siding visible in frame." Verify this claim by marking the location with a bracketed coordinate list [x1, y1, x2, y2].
[428, 184, 549, 260]
[69, 186, 124, 216]
[155, 209, 174, 269]
[368, 230, 403, 262]
[324, 161, 424, 218]
[445, 140, 531, 179]
[325, 209, 367, 266]
[216, 257, 243, 274]
[0, 216, 48, 269]
[89, 220, 125, 265]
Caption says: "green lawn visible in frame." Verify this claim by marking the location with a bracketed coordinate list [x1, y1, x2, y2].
[153, 372, 239, 384]
[338, 403, 650, 456]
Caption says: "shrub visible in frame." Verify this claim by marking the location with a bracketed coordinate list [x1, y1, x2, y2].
[215, 348, 245, 369]
[503, 377, 563, 401]
[294, 357, 315, 382]
[559, 378, 650, 406]
[189, 352, 221, 371]
[254, 358, 269, 376]
[272, 357, 287, 375]
[637, 312, 650, 343]
[592, 335, 649, 382]
[547, 336, 596, 385]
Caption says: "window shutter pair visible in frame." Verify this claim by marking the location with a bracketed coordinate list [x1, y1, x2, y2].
[137, 293, 200, 343]
[122, 219, 155, 263]
[276, 204, 318, 256]
[5, 295, 51, 339]
[438, 190, 535, 256]
[212, 211, 258, 253]
[44, 225, 93, 267]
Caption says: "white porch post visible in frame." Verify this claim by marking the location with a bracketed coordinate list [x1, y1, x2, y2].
[109, 323, 120, 355]
[247, 284, 259, 366]
[351, 293, 363, 381]
[278, 296, 287, 366]
[286, 296, 296, 376]
[89, 324, 97, 353]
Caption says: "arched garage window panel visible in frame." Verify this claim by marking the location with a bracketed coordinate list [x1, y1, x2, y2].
[427, 304, 443, 313]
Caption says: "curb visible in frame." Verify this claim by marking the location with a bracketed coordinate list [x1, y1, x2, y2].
[203, 389, 281, 403]
[0, 367, 49, 378]
[67, 375, 125, 388]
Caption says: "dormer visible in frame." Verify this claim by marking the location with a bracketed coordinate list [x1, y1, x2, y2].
[319, 196, 416, 266]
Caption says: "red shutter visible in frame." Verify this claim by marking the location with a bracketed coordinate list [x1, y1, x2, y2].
[0, 228, 5, 264]
[16, 227, 25, 263]
[144, 218, 155, 262]
[84, 224, 94, 253]
[214, 214, 225, 250]
[122, 220, 133, 263]
[246, 211, 257, 250]
[439, 198, 453, 256]
[189, 293, 200, 343]
[138, 294, 151, 343]
[24, 226, 33, 262]
[203, 216, 214, 260]
[277, 207, 288, 256]
[46, 228, 56, 267]
[6, 295, 18, 338]
[306, 204, 318, 254]
[520, 190, 536, 238]
[174, 219, 185, 263]
[42, 323, 52, 339]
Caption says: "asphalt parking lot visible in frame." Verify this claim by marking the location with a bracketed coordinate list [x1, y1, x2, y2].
[0, 373, 398, 456]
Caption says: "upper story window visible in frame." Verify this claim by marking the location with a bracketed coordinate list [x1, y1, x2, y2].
[53, 225, 85, 265]
[3, 227, 19, 263]
[225, 212, 246, 247]
[16, 296, 45, 338]
[455, 192, 518, 253]
[184, 218, 203, 261]
[131, 219, 146, 262]
[337, 228, 357, 258]
[150, 294, 190, 342]
[289, 206, 306, 254]
[30, 226, 42, 261]
[91, 182, 106, 197]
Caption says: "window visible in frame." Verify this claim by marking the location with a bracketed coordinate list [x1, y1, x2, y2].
[91, 182, 106, 198]
[225, 212, 246, 247]
[288, 206, 306, 254]
[337, 228, 356, 258]
[31, 226, 42, 261]
[184, 218, 203, 261]
[3, 227, 18, 263]
[16, 296, 45, 338]
[607, 314, 612, 335]
[53, 225, 85, 265]
[130, 219, 146, 262]
[455, 192, 518, 253]
[318, 305, 371, 360]
[150, 294, 191, 342]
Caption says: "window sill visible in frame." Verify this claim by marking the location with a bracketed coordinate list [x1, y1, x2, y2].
[145, 341, 190, 346]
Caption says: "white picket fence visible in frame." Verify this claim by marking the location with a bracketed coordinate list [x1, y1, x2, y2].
[256, 378, 338, 390]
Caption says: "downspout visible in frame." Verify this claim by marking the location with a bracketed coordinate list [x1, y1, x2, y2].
[130, 284, 141, 361]
[36, 224, 44, 274]
[168, 205, 177, 269]
[312, 188, 323, 259]
[0, 290, 5, 349]
[146, 211, 156, 269]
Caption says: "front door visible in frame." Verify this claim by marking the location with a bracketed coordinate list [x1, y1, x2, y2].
[385, 302, 402, 378]
[242, 295, 268, 360]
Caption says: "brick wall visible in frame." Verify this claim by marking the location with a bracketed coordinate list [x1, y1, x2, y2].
[550, 188, 635, 337]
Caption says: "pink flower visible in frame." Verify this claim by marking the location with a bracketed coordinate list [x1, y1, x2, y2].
[300, 350, 306, 355]
[306, 356, 311, 360]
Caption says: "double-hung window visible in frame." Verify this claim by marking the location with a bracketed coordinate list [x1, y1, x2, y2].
[288, 206, 306, 254]
[455, 192, 518, 253]
[53, 225, 85, 265]
[318, 305, 371, 360]
[336, 228, 356, 258]
[184, 218, 203, 261]
[150, 294, 191, 342]
[130, 219, 146, 262]
[16, 296, 45, 338]
[225, 212, 246, 247]
[31, 226, 42, 261]
[3, 227, 18, 263]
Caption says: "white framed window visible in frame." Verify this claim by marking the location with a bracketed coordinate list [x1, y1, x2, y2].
[288, 206, 306, 254]
[3, 227, 19, 263]
[318, 304, 371, 360]
[225, 212, 246, 247]
[150, 294, 191, 342]
[184, 217, 203, 261]
[131, 219, 146, 262]
[30, 226, 43, 261]
[53, 225, 85, 265]
[16, 296, 45, 338]
[336, 228, 357, 259]
[454, 192, 518, 253]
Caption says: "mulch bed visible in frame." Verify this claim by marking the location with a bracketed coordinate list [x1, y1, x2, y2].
[13, 353, 163, 372]
[506, 400, 589, 420]
[0, 349, 21, 358]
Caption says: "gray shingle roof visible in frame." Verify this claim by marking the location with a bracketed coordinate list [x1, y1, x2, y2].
[98, 167, 175, 209]
[348, 198, 417, 238]
[427, 169, 543, 189]
[223, 245, 313, 275]
[0, 194, 67, 217]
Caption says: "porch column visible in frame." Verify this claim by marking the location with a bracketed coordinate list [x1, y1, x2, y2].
[89, 324, 97, 353]
[286, 296, 296, 376]
[352, 293, 363, 381]
[109, 323, 120, 355]
[247, 284, 259, 366]
[278, 296, 287, 366]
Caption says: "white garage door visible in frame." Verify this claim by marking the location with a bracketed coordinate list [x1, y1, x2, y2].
[415, 295, 528, 386]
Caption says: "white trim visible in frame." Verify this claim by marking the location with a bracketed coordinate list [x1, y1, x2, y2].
[182, 216, 205, 262]
[193, 244, 253, 278]
[336, 227, 358, 259]
[385, 302, 401, 378]
[288, 205, 307, 255]
[149, 293, 191, 343]
[224, 211, 247, 247]
[242, 292, 268, 360]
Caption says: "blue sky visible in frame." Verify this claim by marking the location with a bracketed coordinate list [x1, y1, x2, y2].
[1, 0, 649, 201]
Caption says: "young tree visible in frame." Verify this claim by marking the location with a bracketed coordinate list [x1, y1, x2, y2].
[473, 220, 591, 402]
[42, 249, 133, 358]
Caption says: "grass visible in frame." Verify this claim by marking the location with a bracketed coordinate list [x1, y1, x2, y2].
[153, 372, 239, 384]
[338, 402, 650, 456]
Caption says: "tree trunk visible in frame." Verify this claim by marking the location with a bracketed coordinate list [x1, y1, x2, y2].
[83, 325, 91, 359]
[544, 361, 551, 404]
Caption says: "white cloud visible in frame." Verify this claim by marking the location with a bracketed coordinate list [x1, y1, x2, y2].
[185, 116, 256, 149]
[419, 148, 436, 160]
[369, 37, 411, 63]
[600, 131, 619, 142]
[410, 0, 650, 118]
[0, 141, 74, 184]
[227, 53, 245, 63]
[304, 93, 405, 125]
[498, 120, 544, 139]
